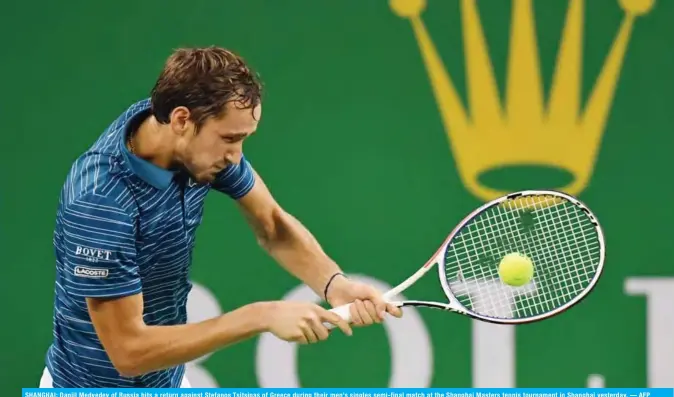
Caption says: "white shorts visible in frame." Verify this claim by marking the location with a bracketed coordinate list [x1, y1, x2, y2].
[38, 367, 192, 388]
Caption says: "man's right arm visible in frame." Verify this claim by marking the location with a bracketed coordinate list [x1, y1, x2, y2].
[61, 192, 272, 377]
[64, 192, 350, 377]
[86, 293, 269, 377]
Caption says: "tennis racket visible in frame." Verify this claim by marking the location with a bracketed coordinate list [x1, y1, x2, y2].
[329, 189, 605, 325]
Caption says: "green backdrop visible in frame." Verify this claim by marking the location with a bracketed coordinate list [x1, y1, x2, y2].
[2, 0, 673, 392]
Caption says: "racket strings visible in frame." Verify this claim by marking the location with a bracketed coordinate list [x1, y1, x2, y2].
[496, 199, 597, 316]
[443, 195, 601, 320]
[488, 198, 597, 316]
[534, 203, 599, 307]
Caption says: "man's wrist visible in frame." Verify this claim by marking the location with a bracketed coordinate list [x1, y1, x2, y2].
[323, 272, 348, 303]
[239, 301, 276, 333]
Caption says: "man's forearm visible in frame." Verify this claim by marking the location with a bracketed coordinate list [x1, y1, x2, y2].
[120, 302, 268, 376]
[259, 209, 343, 298]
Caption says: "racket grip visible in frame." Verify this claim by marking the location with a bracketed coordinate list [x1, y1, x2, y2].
[323, 303, 353, 330]
[329, 303, 352, 323]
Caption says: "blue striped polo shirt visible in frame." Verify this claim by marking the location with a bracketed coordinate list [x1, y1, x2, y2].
[45, 98, 255, 388]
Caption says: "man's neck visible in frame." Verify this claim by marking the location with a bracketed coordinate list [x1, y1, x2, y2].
[129, 115, 176, 170]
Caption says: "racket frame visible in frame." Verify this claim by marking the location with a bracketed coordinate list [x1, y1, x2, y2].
[330, 189, 606, 326]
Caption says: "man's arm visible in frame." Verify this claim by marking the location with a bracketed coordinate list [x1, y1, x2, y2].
[235, 170, 343, 298]
[88, 293, 353, 375]
[211, 157, 342, 298]
[212, 158, 403, 324]
[87, 294, 267, 377]
[61, 192, 271, 377]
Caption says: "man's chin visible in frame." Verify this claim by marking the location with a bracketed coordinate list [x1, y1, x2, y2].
[196, 171, 218, 184]
[191, 176, 211, 185]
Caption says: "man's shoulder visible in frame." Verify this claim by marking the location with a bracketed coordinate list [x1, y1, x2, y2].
[60, 98, 152, 215]
[90, 98, 152, 152]
[105, 98, 151, 134]
[61, 152, 136, 219]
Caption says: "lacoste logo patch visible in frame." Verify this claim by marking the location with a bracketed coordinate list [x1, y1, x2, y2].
[74, 266, 109, 279]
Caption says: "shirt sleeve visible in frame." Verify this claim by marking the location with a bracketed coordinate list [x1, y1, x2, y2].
[210, 154, 256, 199]
[59, 193, 141, 299]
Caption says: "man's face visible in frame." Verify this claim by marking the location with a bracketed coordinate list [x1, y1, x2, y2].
[177, 102, 261, 183]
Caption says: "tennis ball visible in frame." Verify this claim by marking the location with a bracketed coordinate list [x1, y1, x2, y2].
[498, 252, 534, 287]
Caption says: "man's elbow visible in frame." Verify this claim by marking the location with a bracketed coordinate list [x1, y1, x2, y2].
[107, 341, 148, 377]
[254, 207, 290, 250]
[110, 353, 142, 377]
[113, 360, 142, 378]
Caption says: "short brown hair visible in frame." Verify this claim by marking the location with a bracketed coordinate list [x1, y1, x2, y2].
[150, 46, 262, 130]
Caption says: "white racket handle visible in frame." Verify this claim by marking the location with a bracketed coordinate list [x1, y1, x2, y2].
[325, 291, 402, 330]
[323, 259, 431, 330]
[329, 303, 353, 323]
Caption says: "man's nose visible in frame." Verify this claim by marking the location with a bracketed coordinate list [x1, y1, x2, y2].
[225, 151, 242, 165]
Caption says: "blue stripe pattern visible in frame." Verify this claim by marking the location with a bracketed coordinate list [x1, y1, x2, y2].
[45, 99, 255, 388]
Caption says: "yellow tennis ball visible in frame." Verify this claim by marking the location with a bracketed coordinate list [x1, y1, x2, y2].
[498, 253, 534, 287]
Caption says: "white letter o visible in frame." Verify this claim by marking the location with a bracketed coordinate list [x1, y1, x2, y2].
[185, 281, 222, 388]
[255, 274, 433, 387]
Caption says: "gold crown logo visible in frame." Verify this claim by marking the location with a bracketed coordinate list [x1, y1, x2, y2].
[390, 0, 653, 201]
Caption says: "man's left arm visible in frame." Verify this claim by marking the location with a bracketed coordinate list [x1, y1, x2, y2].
[237, 171, 344, 297]
[211, 158, 402, 325]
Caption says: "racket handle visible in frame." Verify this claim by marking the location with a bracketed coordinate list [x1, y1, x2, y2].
[328, 303, 352, 323]
[323, 303, 353, 330]
[325, 291, 401, 328]
[324, 301, 406, 330]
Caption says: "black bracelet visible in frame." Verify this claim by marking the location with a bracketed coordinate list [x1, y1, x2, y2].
[323, 272, 346, 301]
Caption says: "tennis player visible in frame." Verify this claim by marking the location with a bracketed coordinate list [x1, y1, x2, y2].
[40, 46, 402, 388]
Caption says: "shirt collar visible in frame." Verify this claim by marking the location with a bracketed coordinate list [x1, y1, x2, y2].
[119, 101, 176, 190]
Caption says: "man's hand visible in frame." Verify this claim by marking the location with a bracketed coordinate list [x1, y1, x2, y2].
[325, 275, 403, 326]
[264, 301, 353, 343]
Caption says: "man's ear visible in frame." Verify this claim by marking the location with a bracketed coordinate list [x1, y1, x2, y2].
[169, 106, 192, 136]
